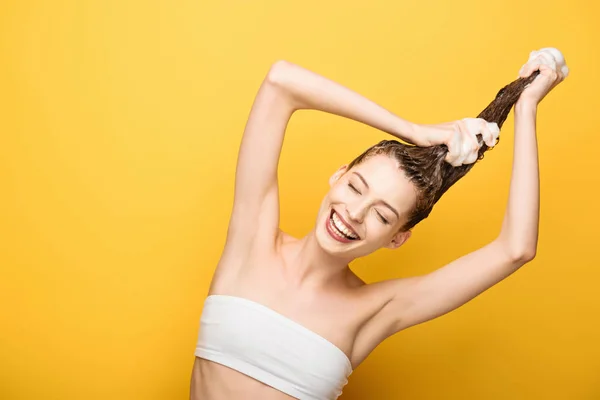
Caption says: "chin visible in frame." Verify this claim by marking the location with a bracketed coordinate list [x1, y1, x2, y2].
[314, 223, 339, 255]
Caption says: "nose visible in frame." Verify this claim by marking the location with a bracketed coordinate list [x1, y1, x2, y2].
[346, 202, 367, 224]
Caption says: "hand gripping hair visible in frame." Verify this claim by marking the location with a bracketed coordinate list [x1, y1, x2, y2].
[347, 48, 568, 231]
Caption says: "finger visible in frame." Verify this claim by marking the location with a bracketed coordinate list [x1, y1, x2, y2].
[461, 132, 480, 165]
[538, 63, 556, 76]
[521, 55, 546, 78]
[464, 148, 479, 164]
[462, 128, 480, 164]
[454, 134, 469, 166]
[445, 147, 462, 166]
[453, 121, 470, 166]
[444, 129, 462, 166]
[518, 63, 536, 78]
[487, 122, 500, 147]
[449, 123, 468, 166]
[462, 117, 486, 146]
[476, 118, 488, 147]
[461, 118, 480, 138]
[537, 52, 557, 70]
[480, 122, 493, 148]
[521, 50, 555, 77]
[521, 51, 538, 77]
[538, 64, 560, 86]
[481, 121, 499, 148]
[452, 125, 473, 166]
[457, 118, 483, 164]
[520, 60, 539, 78]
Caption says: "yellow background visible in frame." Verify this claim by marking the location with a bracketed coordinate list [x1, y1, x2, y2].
[1, 0, 599, 399]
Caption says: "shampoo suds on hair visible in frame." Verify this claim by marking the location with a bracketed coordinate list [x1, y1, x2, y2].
[519, 47, 569, 77]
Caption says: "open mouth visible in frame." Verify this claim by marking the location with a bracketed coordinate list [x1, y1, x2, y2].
[326, 209, 360, 242]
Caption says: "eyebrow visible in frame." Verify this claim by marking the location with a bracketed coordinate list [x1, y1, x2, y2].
[352, 172, 400, 219]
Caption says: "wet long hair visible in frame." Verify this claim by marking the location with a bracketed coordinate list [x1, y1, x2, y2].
[347, 71, 540, 231]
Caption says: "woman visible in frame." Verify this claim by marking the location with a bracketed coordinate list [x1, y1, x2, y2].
[190, 50, 567, 400]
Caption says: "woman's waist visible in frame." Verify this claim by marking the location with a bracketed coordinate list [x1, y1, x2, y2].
[191, 357, 298, 400]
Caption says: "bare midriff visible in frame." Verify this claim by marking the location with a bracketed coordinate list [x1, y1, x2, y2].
[190, 357, 298, 400]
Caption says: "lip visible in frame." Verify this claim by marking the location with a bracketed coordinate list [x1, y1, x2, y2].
[325, 209, 360, 243]
[332, 210, 360, 238]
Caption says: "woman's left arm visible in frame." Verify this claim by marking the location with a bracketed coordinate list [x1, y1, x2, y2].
[386, 100, 540, 332]
[368, 59, 567, 334]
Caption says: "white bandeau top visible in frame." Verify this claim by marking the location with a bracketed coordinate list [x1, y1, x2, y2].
[195, 295, 353, 400]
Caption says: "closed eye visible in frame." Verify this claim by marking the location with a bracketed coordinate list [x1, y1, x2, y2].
[348, 183, 361, 194]
[376, 211, 390, 225]
[349, 183, 390, 224]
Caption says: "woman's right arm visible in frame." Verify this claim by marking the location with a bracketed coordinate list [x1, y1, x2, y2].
[224, 60, 485, 258]
[224, 60, 422, 256]
[267, 61, 419, 140]
[222, 62, 294, 256]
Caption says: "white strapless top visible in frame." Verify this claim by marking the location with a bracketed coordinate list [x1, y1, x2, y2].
[194, 295, 353, 400]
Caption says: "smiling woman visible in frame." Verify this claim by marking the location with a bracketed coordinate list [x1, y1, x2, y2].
[316, 155, 417, 258]
[190, 50, 568, 400]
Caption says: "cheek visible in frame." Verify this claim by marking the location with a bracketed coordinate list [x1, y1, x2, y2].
[328, 184, 349, 201]
[364, 216, 394, 242]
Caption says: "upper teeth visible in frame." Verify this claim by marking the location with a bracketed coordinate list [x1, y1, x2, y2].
[332, 212, 358, 239]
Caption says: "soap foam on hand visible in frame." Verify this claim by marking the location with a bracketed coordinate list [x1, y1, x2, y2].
[519, 47, 569, 78]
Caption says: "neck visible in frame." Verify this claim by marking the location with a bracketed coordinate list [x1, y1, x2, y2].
[287, 229, 353, 288]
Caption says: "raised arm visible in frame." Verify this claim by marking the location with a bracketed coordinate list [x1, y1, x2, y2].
[390, 99, 541, 331]
[222, 59, 497, 271]
[222, 60, 423, 255]
[363, 54, 567, 342]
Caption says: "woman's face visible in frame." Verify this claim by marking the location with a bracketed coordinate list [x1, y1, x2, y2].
[315, 154, 418, 259]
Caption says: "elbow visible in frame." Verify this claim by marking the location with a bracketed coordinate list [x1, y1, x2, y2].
[265, 60, 302, 110]
[496, 238, 537, 265]
[513, 248, 537, 264]
[266, 60, 294, 87]
[507, 245, 537, 265]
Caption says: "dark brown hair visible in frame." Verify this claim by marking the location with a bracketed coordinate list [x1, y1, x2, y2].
[347, 71, 540, 231]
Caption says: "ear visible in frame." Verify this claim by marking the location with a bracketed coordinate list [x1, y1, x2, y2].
[329, 165, 348, 187]
[385, 229, 412, 250]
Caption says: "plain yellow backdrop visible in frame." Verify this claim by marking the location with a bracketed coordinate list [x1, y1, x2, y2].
[1, 0, 599, 399]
